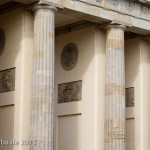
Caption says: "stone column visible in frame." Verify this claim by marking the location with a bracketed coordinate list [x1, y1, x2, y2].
[105, 24, 126, 150]
[30, 5, 56, 150]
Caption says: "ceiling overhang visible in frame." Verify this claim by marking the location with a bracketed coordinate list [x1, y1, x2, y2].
[14, 0, 38, 4]
[0, 0, 39, 5]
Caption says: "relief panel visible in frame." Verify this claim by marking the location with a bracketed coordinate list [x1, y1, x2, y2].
[58, 81, 82, 103]
[0, 68, 15, 93]
[126, 87, 134, 107]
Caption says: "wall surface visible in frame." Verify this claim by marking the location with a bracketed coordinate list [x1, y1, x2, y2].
[0, 105, 14, 150]
[55, 26, 106, 150]
[125, 38, 150, 150]
[0, 8, 34, 150]
[139, 39, 150, 150]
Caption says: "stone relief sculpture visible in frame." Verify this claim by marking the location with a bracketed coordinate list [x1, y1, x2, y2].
[125, 87, 134, 107]
[111, 0, 119, 6]
[0, 68, 15, 93]
[61, 43, 78, 70]
[2, 73, 13, 90]
[58, 81, 82, 103]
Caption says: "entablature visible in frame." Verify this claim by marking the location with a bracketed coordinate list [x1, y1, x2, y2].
[0, 0, 150, 35]
[74, 0, 150, 21]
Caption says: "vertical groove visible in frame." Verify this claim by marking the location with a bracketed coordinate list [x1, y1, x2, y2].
[30, 6, 56, 150]
[105, 25, 126, 150]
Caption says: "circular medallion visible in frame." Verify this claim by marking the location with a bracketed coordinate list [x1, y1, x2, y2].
[61, 43, 78, 70]
[0, 29, 5, 56]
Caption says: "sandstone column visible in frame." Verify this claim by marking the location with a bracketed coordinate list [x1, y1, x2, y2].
[30, 4, 56, 150]
[105, 24, 126, 150]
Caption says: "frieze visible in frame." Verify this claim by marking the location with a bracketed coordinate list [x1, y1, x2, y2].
[0, 68, 15, 93]
[75, 0, 150, 20]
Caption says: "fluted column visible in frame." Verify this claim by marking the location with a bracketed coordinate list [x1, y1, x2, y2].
[30, 5, 56, 150]
[105, 24, 126, 150]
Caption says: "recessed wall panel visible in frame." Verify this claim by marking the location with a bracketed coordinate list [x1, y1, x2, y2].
[0, 105, 14, 150]
[126, 119, 135, 150]
[58, 114, 81, 150]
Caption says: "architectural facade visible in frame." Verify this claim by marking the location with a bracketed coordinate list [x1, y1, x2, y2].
[0, 0, 150, 150]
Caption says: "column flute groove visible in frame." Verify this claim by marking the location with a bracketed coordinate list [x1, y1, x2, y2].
[30, 4, 57, 150]
[105, 24, 126, 150]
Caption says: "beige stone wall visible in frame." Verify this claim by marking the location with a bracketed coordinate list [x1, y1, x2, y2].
[0, 8, 34, 150]
[139, 39, 150, 150]
[125, 39, 139, 150]
[0, 105, 14, 150]
[55, 26, 105, 150]
[125, 38, 150, 150]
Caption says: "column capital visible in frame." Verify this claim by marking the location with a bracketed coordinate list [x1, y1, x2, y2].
[32, 4, 57, 12]
[105, 24, 126, 30]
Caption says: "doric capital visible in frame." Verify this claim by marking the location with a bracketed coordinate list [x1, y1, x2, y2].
[32, 4, 57, 12]
[105, 24, 126, 31]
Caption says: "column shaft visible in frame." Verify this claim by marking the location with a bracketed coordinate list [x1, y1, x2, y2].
[105, 25, 126, 150]
[30, 5, 56, 150]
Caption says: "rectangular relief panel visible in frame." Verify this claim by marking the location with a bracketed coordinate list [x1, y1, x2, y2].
[126, 87, 134, 107]
[0, 68, 15, 93]
[58, 114, 81, 150]
[58, 80, 82, 103]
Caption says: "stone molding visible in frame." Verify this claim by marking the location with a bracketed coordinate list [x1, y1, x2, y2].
[105, 24, 126, 30]
[32, 4, 57, 12]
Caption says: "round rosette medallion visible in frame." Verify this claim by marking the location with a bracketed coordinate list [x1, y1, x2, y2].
[61, 43, 78, 70]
